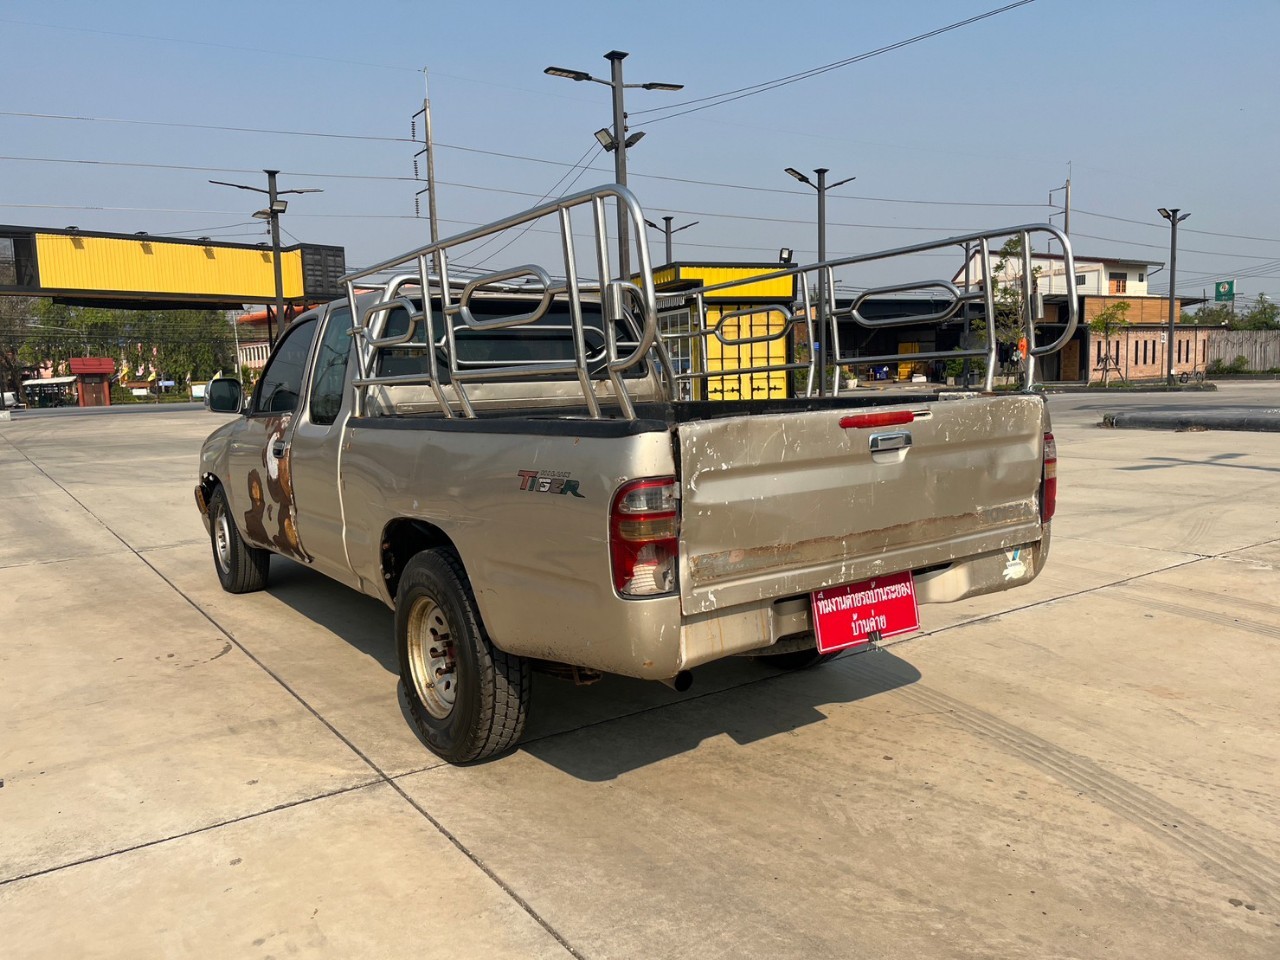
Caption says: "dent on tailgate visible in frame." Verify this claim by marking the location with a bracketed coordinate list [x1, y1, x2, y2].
[676, 395, 1046, 615]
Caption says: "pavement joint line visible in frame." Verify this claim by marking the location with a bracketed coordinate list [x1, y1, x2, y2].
[0, 780, 382, 888]
[0, 550, 133, 571]
[1049, 533, 1209, 558]
[0, 431, 588, 960]
[894, 556, 1209, 647]
[879, 528, 1280, 648]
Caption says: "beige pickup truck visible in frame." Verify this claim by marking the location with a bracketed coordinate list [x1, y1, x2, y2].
[196, 186, 1074, 763]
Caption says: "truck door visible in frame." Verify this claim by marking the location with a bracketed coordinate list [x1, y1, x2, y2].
[225, 316, 319, 562]
[288, 304, 361, 589]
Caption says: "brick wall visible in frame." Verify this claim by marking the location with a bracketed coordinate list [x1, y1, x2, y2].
[1088, 324, 1211, 382]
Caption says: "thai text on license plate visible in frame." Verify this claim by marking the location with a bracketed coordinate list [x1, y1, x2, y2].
[811, 570, 920, 654]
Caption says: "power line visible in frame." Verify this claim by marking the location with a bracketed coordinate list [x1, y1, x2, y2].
[0, 142, 1049, 208]
[635, 1, 1037, 125]
[1072, 207, 1280, 244]
[1071, 231, 1280, 262]
[461, 143, 603, 270]
[0, 110, 414, 144]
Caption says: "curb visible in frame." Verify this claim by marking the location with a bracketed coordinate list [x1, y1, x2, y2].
[1102, 413, 1280, 433]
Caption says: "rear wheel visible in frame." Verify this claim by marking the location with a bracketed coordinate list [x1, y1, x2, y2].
[396, 549, 530, 763]
[208, 486, 270, 594]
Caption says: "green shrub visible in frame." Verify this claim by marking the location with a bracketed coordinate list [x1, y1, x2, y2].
[1207, 355, 1250, 374]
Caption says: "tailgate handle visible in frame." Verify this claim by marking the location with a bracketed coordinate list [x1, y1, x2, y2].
[869, 431, 912, 453]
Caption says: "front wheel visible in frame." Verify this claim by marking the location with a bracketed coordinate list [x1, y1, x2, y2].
[208, 486, 270, 594]
[396, 549, 530, 763]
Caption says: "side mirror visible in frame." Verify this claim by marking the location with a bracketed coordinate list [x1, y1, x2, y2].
[206, 377, 244, 414]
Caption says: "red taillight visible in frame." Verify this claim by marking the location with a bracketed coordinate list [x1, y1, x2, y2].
[839, 411, 916, 429]
[610, 478, 679, 598]
[1041, 432, 1057, 522]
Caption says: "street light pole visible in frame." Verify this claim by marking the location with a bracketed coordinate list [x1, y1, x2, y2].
[209, 171, 323, 348]
[544, 52, 683, 279]
[644, 216, 699, 264]
[1158, 207, 1190, 385]
[785, 166, 855, 396]
[605, 51, 631, 276]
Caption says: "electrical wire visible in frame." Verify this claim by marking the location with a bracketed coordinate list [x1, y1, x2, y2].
[635, 1, 1037, 125]
[0, 146, 1049, 209]
[459, 143, 604, 270]
[1073, 207, 1280, 244]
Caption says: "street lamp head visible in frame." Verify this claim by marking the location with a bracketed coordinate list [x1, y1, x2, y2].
[784, 167, 813, 186]
[641, 81, 683, 91]
[644, 219, 660, 230]
[594, 128, 618, 151]
[269, 199, 288, 214]
[623, 130, 646, 148]
[1158, 207, 1172, 220]
[545, 66, 592, 82]
[778, 247, 794, 264]
[252, 209, 271, 221]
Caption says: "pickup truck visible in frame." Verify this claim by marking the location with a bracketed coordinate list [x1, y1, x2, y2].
[196, 185, 1073, 763]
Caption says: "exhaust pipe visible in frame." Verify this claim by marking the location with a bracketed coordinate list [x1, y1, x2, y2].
[659, 671, 693, 693]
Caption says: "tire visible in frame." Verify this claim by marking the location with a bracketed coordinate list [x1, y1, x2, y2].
[396, 549, 531, 763]
[756, 648, 841, 671]
[208, 485, 270, 594]
[1179, 372, 1189, 384]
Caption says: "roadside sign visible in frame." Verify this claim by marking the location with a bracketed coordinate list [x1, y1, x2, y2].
[1215, 280, 1235, 302]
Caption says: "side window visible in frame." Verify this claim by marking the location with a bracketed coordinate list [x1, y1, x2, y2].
[253, 318, 318, 414]
[309, 307, 353, 425]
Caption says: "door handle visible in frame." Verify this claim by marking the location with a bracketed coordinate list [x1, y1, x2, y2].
[271, 441, 287, 459]
[869, 431, 912, 453]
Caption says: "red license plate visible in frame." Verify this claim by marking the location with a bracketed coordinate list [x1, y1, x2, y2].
[811, 570, 920, 654]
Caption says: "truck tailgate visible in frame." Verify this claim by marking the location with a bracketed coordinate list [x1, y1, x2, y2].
[677, 394, 1046, 615]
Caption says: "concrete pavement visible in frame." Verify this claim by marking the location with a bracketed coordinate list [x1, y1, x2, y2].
[1, 393, 1278, 958]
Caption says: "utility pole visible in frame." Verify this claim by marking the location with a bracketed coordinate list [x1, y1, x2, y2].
[413, 70, 441, 247]
[1158, 207, 1190, 385]
[644, 216, 698, 264]
[785, 166, 855, 396]
[209, 171, 322, 347]
[266, 171, 286, 347]
[1049, 165, 1071, 254]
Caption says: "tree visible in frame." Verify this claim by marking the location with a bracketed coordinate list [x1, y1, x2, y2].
[1182, 302, 1233, 326]
[1184, 296, 1279, 331]
[1238, 295, 1279, 330]
[971, 236, 1040, 350]
[11, 301, 236, 390]
[1088, 300, 1130, 387]
[0, 296, 39, 400]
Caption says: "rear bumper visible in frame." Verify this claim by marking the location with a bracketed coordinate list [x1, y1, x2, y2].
[679, 528, 1050, 668]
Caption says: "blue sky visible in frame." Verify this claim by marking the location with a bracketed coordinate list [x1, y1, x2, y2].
[2, 0, 1277, 306]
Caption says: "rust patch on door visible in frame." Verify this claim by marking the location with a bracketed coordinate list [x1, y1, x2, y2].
[243, 413, 312, 562]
